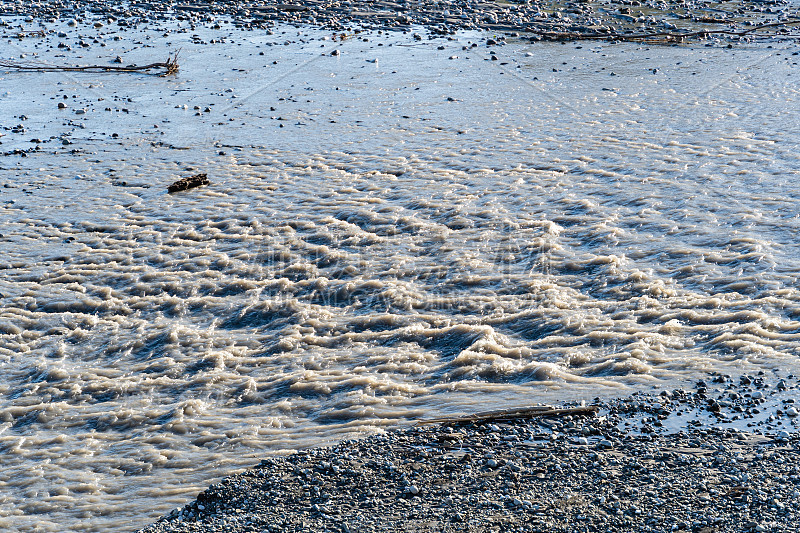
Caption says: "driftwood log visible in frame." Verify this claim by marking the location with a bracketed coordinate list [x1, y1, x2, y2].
[418, 405, 599, 426]
[0, 51, 179, 75]
[167, 173, 209, 193]
[535, 18, 800, 42]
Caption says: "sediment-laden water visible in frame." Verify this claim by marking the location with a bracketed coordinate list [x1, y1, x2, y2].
[1, 17, 800, 532]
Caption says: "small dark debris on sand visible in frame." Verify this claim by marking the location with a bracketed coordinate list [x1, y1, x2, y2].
[168, 173, 209, 194]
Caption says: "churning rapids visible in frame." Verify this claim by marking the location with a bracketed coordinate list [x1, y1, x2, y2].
[2, 17, 800, 532]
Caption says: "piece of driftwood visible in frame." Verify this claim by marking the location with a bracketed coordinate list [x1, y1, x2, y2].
[5, 29, 49, 38]
[535, 18, 800, 42]
[167, 173, 209, 193]
[418, 405, 599, 426]
[0, 51, 179, 75]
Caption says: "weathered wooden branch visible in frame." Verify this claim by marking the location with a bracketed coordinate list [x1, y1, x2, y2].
[535, 18, 800, 42]
[0, 51, 180, 75]
[418, 405, 599, 426]
[4, 29, 50, 38]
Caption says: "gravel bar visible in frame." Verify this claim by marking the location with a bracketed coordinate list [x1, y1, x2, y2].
[4, 0, 800, 41]
[140, 373, 800, 533]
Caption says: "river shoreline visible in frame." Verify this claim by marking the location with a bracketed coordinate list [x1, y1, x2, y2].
[4, 0, 800, 42]
[140, 374, 800, 533]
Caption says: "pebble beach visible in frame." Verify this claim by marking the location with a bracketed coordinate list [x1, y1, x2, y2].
[3, 1, 800, 532]
[141, 373, 800, 533]
[5, 0, 800, 37]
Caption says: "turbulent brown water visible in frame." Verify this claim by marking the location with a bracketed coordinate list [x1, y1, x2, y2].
[2, 17, 800, 532]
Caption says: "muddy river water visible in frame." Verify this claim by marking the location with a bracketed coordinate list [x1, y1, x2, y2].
[1, 17, 800, 531]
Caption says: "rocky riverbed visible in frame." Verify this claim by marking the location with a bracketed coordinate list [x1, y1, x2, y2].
[3, 0, 800, 41]
[141, 373, 800, 533]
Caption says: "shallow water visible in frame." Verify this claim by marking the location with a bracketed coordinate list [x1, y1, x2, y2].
[2, 17, 800, 532]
